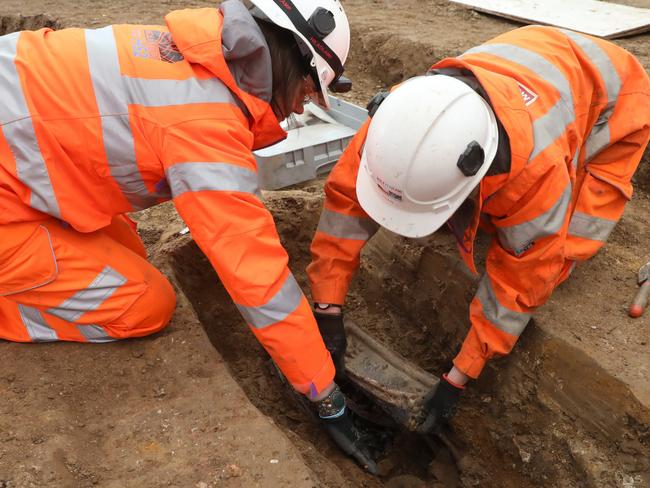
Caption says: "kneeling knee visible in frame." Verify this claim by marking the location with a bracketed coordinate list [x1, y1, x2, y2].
[120, 272, 176, 337]
[144, 274, 177, 333]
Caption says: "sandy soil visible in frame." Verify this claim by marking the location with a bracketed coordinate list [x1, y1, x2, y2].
[1, 1, 649, 487]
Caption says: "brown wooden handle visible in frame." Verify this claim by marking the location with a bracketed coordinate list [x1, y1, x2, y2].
[629, 281, 650, 318]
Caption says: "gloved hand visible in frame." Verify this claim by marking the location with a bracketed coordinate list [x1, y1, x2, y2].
[418, 373, 465, 434]
[316, 384, 378, 475]
[314, 308, 347, 375]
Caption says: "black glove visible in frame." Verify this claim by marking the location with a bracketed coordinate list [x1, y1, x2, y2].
[418, 374, 464, 434]
[314, 309, 347, 375]
[317, 385, 378, 475]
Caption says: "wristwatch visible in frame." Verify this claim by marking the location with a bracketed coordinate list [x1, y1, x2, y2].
[316, 385, 346, 419]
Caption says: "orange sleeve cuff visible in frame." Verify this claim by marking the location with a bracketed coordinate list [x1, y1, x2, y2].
[453, 339, 488, 379]
[309, 280, 348, 307]
[295, 353, 336, 399]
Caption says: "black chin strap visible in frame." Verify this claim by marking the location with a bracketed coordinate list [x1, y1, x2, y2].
[269, 0, 344, 81]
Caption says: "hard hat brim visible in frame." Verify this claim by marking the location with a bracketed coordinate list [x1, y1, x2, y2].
[356, 151, 448, 238]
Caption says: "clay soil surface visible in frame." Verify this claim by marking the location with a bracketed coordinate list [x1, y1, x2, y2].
[1, 1, 649, 487]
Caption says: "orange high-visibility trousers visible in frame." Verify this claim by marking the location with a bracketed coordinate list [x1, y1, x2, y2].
[0, 215, 176, 342]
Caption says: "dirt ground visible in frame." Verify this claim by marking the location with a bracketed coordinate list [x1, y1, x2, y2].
[1, 0, 649, 487]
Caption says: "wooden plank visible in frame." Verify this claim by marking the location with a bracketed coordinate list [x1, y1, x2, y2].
[450, 0, 650, 39]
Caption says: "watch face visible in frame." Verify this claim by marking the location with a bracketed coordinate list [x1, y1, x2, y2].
[330, 386, 346, 410]
[317, 385, 346, 418]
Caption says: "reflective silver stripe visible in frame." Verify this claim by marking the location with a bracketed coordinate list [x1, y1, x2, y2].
[560, 30, 621, 163]
[85, 27, 158, 211]
[585, 122, 611, 163]
[236, 273, 303, 329]
[0, 33, 61, 217]
[316, 208, 379, 241]
[530, 103, 575, 161]
[122, 77, 238, 107]
[568, 211, 617, 242]
[77, 325, 116, 343]
[166, 162, 259, 197]
[46, 266, 127, 322]
[18, 305, 58, 342]
[559, 29, 621, 112]
[0, 32, 29, 122]
[498, 181, 571, 255]
[462, 43, 575, 161]
[475, 275, 531, 336]
[85, 28, 243, 211]
[571, 148, 580, 169]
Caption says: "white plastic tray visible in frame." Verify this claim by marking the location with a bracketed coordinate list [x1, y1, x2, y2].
[255, 95, 367, 190]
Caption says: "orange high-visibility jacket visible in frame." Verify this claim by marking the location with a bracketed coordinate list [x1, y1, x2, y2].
[308, 26, 650, 378]
[0, 1, 334, 395]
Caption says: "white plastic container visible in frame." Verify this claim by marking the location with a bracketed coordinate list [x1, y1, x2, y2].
[255, 95, 368, 190]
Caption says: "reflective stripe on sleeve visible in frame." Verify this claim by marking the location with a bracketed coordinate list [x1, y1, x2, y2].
[46, 266, 127, 322]
[122, 77, 239, 107]
[461, 43, 575, 162]
[585, 122, 611, 163]
[559, 29, 621, 112]
[560, 29, 621, 163]
[497, 181, 571, 255]
[476, 275, 532, 336]
[316, 208, 379, 241]
[18, 304, 58, 342]
[0, 32, 61, 218]
[85, 26, 157, 211]
[77, 325, 116, 343]
[568, 211, 617, 242]
[235, 273, 303, 329]
[571, 148, 580, 169]
[166, 162, 259, 197]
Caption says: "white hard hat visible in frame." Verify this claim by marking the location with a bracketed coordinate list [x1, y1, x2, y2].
[356, 75, 499, 238]
[249, 0, 350, 108]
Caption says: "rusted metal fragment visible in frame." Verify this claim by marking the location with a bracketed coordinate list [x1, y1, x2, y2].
[345, 322, 439, 431]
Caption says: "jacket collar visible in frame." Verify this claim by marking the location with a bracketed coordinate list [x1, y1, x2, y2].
[220, 0, 272, 103]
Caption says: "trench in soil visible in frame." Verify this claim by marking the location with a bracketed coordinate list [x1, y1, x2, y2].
[169, 190, 533, 487]
[170, 242, 454, 486]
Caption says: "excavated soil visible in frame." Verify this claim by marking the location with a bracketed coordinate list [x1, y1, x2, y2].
[1, 1, 649, 487]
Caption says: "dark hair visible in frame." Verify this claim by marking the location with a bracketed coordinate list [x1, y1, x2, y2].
[255, 18, 309, 117]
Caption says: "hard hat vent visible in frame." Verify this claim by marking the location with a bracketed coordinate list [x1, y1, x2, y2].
[457, 141, 484, 177]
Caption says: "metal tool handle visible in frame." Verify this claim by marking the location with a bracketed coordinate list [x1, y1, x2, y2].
[629, 281, 650, 318]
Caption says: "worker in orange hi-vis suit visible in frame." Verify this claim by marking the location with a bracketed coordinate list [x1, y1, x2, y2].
[0, 0, 376, 471]
[308, 26, 650, 433]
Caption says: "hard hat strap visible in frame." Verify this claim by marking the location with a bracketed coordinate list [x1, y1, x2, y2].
[269, 0, 344, 80]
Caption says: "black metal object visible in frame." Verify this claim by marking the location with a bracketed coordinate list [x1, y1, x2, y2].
[270, 0, 344, 81]
[344, 322, 439, 432]
[308, 6, 335, 37]
[330, 75, 352, 93]
[366, 89, 390, 117]
[457, 140, 484, 177]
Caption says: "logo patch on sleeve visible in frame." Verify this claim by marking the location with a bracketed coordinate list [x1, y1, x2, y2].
[131, 30, 184, 63]
[514, 240, 535, 256]
[517, 82, 538, 106]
